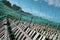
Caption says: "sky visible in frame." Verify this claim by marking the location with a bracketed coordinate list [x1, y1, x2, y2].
[7, 0, 60, 23]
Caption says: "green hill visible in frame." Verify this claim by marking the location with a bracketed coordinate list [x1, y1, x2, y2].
[0, 0, 60, 27]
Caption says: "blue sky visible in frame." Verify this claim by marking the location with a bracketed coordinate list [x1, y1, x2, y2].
[7, 0, 60, 23]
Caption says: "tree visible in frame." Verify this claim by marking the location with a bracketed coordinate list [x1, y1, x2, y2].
[2, 0, 11, 7]
[12, 4, 21, 10]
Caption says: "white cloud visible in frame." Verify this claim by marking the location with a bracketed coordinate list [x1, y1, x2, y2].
[34, 0, 39, 1]
[44, 0, 60, 7]
[31, 10, 52, 19]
